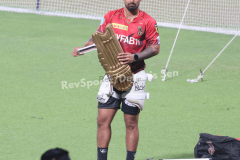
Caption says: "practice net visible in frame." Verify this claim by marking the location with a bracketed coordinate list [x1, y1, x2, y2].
[0, 0, 239, 35]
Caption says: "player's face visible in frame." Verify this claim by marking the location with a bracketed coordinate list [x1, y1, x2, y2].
[124, 0, 141, 11]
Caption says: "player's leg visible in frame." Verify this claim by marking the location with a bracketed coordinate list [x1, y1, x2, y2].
[97, 108, 118, 148]
[124, 112, 139, 160]
[121, 100, 140, 160]
[124, 113, 139, 150]
[120, 70, 150, 160]
[97, 96, 121, 160]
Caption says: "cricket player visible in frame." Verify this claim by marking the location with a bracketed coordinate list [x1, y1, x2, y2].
[72, 0, 160, 159]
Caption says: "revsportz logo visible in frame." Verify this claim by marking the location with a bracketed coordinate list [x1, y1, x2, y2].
[107, 74, 133, 85]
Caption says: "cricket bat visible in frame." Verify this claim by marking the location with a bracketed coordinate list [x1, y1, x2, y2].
[77, 44, 97, 55]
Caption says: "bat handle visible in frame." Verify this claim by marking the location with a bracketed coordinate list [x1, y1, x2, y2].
[77, 44, 97, 55]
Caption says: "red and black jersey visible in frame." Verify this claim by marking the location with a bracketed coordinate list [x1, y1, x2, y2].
[97, 8, 160, 73]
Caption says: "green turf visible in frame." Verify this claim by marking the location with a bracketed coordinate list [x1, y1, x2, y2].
[0, 11, 240, 160]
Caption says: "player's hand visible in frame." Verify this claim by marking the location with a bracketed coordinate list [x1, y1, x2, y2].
[72, 47, 83, 57]
[117, 52, 134, 65]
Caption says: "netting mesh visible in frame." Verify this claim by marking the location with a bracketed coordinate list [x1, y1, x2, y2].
[0, 0, 239, 34]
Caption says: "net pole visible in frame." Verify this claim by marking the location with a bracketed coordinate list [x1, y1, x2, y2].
[203, 30, 240, 73]
[165, 0, 191, 69]
[36, 0, 40, 11]
[187, 29, 240, 83]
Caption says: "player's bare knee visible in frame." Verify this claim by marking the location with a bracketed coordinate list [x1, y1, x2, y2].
[97, 116, 110, 128]
[125, 121, 138, 131]
[97, 116, 104, 127]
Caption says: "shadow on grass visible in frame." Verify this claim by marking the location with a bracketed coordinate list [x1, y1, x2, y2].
[145, 152, 195, 160]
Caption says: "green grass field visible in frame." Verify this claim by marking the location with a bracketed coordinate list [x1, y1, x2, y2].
[0, 11, 240, 160]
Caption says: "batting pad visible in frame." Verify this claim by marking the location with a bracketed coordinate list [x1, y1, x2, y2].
[92, 23, 133, 91]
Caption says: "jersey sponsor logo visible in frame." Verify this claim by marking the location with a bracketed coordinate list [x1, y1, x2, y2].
[100, 17, 105, 25]
[137, 26, 143, 36]
[155, 23, 159, 33]
[112, 23, 128, 31]
[116, 34, 140, 45]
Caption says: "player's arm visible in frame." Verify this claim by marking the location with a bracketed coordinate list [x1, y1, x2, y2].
[117, 44, 160, 65]
[136, 44, 160, 60]
[72, 37, 94, 57]
[117, 45, 160, 64]
[83, 37, 94, 47]
[138, 44, 160, 60]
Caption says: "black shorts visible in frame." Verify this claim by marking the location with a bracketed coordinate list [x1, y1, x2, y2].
[98, 96, 140, 115]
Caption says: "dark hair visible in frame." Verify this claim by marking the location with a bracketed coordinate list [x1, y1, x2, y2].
[41, 148, 70, 160]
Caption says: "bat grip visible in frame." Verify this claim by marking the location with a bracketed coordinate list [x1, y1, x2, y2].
[77, 44, 97, 55]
